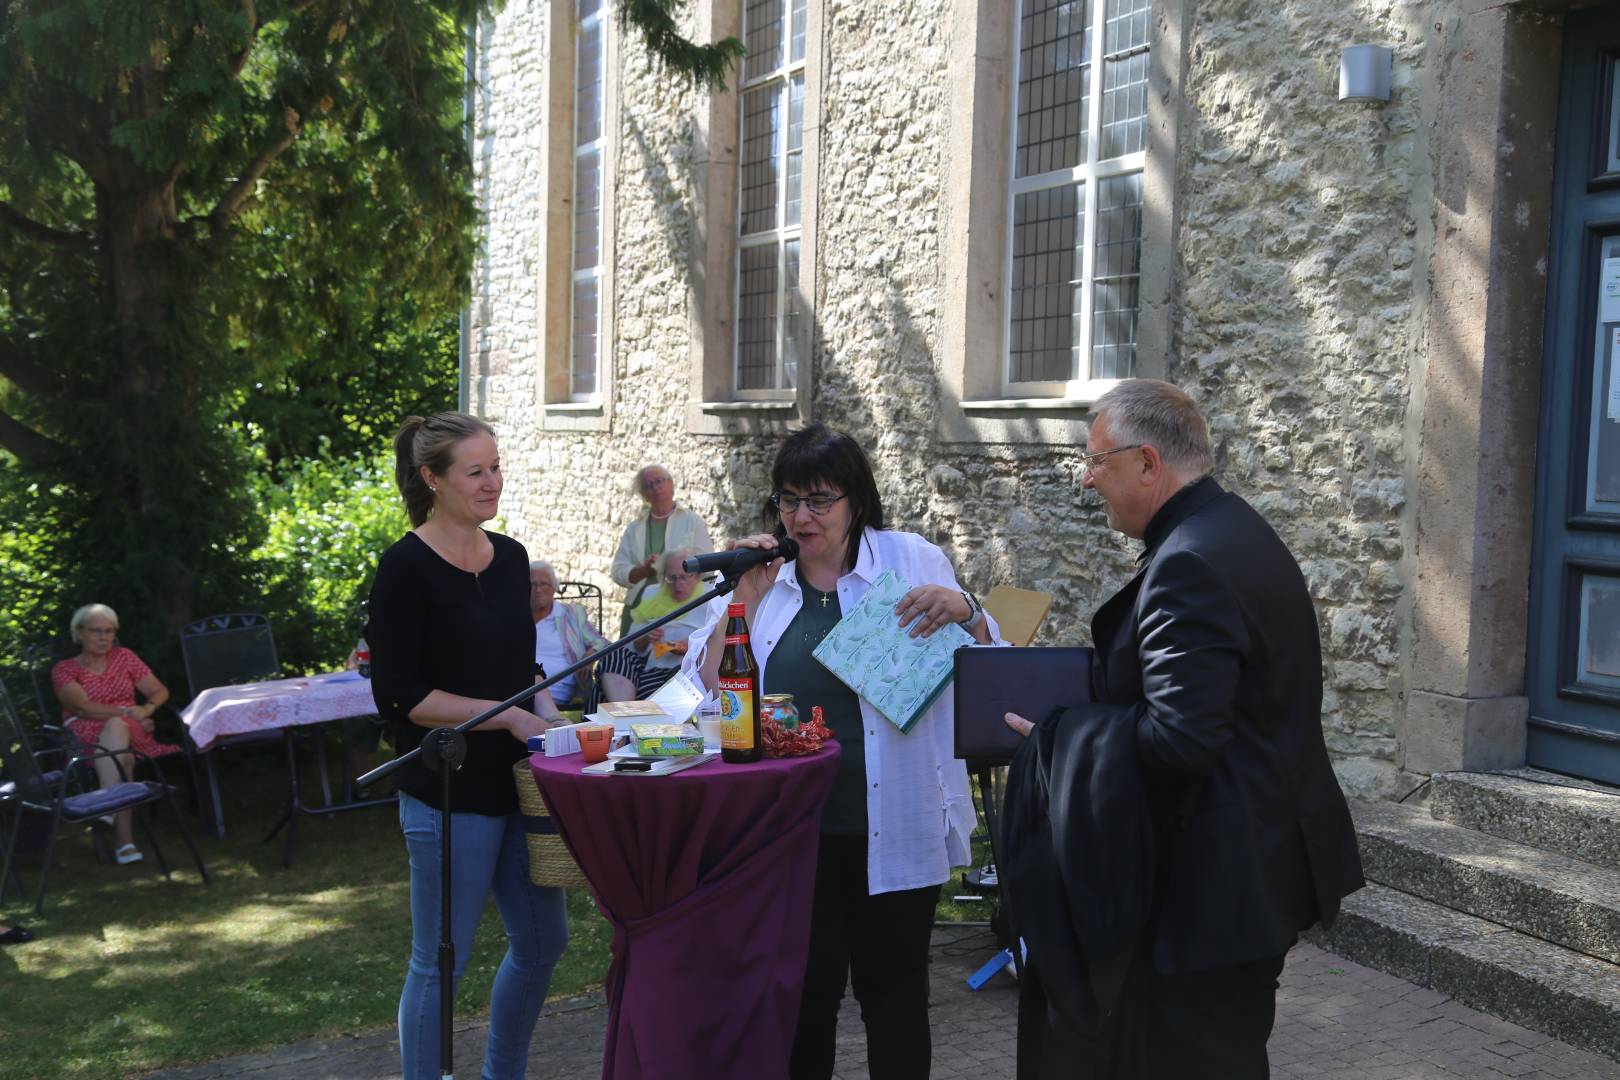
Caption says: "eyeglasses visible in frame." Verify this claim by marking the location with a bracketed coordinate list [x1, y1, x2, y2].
[770, 491, 848, 515]
[1078, 443, 1144, 476]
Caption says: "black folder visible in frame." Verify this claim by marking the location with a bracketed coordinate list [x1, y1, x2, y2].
[952, 646, 1093, 764]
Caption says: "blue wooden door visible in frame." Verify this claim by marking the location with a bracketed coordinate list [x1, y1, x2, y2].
[1529, 8, 1620, 783]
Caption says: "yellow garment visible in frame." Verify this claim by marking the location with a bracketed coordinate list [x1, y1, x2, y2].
[629, 586, 683, 624]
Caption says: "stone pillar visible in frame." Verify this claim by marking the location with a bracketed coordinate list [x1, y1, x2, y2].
[1402, 3, 1560, 774]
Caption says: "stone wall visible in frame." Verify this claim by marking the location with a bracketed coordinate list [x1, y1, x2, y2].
[470, 0, 1459, 799]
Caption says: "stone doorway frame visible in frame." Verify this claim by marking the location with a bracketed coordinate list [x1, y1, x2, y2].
[1401, 1, 1586, 774]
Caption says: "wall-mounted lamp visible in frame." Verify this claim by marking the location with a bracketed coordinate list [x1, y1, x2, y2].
[1339, 45, 1393, 103]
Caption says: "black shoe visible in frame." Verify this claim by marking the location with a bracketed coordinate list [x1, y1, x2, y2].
[0, 925, 35, 945]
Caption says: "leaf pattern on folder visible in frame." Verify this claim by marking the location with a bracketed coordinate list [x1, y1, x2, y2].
[811, 569, 973, 733]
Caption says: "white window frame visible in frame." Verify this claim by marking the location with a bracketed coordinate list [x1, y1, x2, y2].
[536, 0, 615, 432]
[733, 0, 806, 400]
[1002, 0, 1148, 400]
[569, 0, 606, 404]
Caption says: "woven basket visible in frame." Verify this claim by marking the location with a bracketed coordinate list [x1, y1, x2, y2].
[513, 760, 590, 889]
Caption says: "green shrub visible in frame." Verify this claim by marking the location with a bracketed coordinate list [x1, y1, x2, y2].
[247, 446, 408, 675]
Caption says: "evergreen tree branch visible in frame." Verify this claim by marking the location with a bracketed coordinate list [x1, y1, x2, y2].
[229, 0, 261, 75]
[208, 106, 303, 237]
[616, 0, 745, 92]
[0, 338, 65, 398]
[0, 404, 64, 468]
[0, 202, 95, 248]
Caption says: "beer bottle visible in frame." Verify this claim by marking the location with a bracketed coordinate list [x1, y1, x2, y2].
[717, 602, 763, 763]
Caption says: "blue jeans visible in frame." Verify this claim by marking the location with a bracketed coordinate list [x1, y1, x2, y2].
[398, 793, 569, 1080]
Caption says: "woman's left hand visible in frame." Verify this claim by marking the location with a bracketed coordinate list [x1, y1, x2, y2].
[895, 585, 971, 639]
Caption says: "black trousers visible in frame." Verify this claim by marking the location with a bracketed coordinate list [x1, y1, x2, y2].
[1017, 947, 1288, 1079]
[789, 833, 942, 1080]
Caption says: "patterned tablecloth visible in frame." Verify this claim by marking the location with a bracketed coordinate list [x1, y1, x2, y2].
[180, 671, 378, 751]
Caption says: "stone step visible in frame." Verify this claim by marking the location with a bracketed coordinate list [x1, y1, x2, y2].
[1351, 797, 1620, 964]
[1309, 883, 1620, 1062]
[1430, 768, 1620, 874]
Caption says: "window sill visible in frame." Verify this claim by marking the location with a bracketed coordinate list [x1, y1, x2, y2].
[685, 397, 805, 436]
[536, 398, 611, 433]
[959, 397, 1099, 413]
[936, 396, 1098, 446]
[693, 399, 798, 412]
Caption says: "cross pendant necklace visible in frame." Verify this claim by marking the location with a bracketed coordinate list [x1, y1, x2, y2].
[819, 590, 832, 609]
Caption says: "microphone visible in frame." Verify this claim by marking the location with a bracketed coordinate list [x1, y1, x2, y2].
[683, 537, 800, 578]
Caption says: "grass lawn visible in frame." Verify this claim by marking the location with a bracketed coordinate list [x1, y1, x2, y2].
[1, 749, 614, 1080]
[1, 748, 1001, 1080]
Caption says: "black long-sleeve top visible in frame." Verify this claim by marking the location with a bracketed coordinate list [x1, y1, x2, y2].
[368, 530, 536, 816]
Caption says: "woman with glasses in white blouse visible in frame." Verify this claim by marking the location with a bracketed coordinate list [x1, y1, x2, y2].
[681, 423, 998, 1080]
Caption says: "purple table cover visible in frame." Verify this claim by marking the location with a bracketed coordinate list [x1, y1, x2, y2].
[531, 748, 839, 1080]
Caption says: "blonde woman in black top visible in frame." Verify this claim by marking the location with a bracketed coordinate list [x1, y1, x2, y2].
[368, 411, 569, 1080]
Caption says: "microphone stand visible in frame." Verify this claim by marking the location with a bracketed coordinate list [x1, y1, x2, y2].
[356, 572, 742, 1080]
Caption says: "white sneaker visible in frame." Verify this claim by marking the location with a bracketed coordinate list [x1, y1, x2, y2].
[114, 844, 144, 865]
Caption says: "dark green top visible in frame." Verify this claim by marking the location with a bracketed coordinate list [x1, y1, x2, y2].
[645, 517, 667, 562]
[765, 566, 867, 834]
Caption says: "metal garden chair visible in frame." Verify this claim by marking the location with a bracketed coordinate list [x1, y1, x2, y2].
[0, 680, 208, 915]
[555, 581, 607, 712]
[179, 613, 332, 837]
[24, 639, 204, 818]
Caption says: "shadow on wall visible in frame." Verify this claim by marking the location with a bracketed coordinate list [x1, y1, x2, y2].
[612, 20, 1147, 654]
[1171, 2, 1510, 796]
[494, 4, 1463, 801]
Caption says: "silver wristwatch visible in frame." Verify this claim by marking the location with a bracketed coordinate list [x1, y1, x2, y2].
[958, 590, 984, 630]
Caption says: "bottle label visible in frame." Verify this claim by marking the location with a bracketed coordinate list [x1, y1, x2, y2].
[718, 676, 756, 750]
[724, 633, 749, 645]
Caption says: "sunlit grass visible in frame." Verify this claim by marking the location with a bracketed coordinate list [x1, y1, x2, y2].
[1, 753, 613, 1080]
[4, 757, 1004, 1079]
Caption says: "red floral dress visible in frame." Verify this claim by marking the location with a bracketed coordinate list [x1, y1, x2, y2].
[51, 647, 182, 758]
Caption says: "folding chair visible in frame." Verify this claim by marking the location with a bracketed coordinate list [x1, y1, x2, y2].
[179, 613, 331, 837]
[555, 581, 607, 713]
[0, 681, 209, 915]
[982, 586, 1054, 647]
[556, 580, 605, 635]
[25, 640, 204, 819]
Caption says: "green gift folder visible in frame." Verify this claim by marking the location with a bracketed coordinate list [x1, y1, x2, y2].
[811, 569, 974, 733]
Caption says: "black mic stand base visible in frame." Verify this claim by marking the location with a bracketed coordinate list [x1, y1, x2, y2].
[420, 727, 467, 1080]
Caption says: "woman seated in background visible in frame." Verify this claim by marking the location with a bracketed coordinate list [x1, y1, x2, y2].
[600, 549, 705, 701]
[51, 603, 177, 866]
[530, 559, 609, 710]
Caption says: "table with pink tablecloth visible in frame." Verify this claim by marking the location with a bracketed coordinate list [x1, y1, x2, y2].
[180, 671, 377, 751]
[531, 748, 839, 1080]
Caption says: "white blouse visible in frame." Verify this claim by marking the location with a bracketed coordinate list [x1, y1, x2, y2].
[681, 528, 1002, 895]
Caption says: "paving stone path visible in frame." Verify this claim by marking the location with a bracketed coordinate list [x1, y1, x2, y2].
[144, 929, 1620, 1079]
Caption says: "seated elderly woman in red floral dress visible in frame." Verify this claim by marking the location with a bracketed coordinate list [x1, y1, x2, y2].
[51, 603, 177, 865]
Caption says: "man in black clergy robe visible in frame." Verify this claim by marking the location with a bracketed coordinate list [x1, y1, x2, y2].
[1005, 379, 1364, 1078]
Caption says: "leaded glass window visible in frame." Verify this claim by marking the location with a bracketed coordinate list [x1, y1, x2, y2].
[571, 0, 605, 400]
[1007, 0, 1149, 392]
[736, 0, 807, 393]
